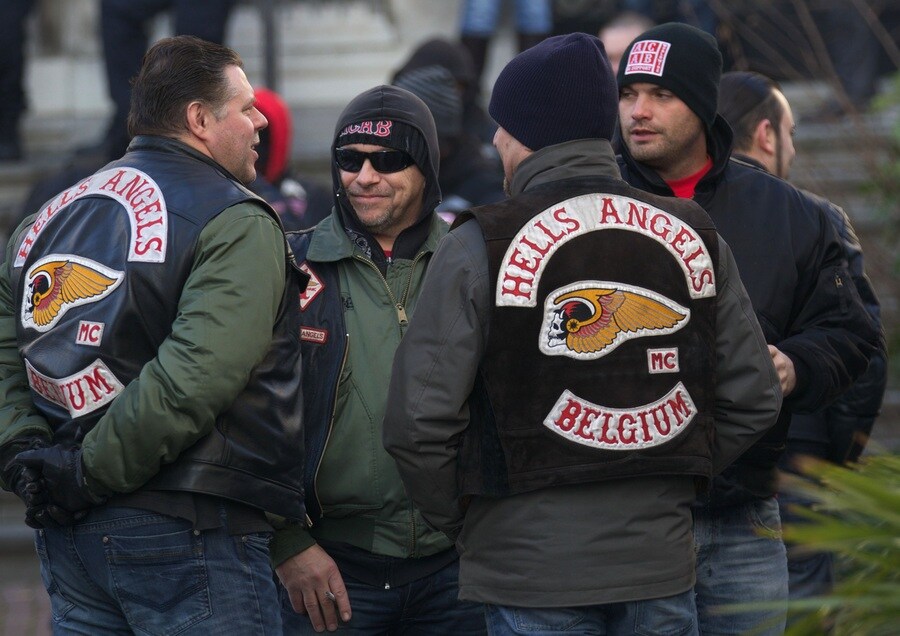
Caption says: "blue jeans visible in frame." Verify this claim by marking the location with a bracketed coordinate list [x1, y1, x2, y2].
[693, 498, 788, 635]
[483, 590, 698, 635]
[459, 0, 552, 36]
[34, 505, 281, 635]
[281, 558, 485, 634]
[778, 481, 834, 600]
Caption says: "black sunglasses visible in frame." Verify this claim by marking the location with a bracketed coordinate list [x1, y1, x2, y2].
[334, 148, 414, 174]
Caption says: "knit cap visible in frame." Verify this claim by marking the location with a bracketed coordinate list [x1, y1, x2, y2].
[617, 22, 722, 130]
[488, 32, 618, 150]
[393, 65, 464, 139]
[335, 118, 429, 175]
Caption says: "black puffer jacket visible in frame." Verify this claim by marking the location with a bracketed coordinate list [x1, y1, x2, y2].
[618, 116, 879, 506]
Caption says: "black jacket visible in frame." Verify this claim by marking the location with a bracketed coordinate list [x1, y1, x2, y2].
[618, 116, 879, 506]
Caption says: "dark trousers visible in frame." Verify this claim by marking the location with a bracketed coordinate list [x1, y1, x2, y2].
[100, 0, 235, 155]
[0, 0, 34, 138]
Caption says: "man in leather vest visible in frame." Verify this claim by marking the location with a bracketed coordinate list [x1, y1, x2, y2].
[0, 36, 304, 633]
[383, 33, 781, 635]
[616, 23, 880, 634]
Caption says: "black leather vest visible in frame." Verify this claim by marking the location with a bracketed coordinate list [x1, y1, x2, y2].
[12, 136, 307, 520]
[458, 176, 720, 496]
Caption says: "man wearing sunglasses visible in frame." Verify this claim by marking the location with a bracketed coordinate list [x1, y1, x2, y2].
[273, 85, 485, 634]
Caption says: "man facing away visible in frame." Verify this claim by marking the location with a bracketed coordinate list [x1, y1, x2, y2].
[0, 35, 305, 634]
[616, 23, 880, 634]
[273, 85, 486, 634]
[718, 70, 888, 601]
[383, 33, 781, 635]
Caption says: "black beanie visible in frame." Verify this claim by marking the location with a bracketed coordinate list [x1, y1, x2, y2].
[617, 22, 722, 130]
[335, 119, 430, 175]
[488, 32, 618, 150]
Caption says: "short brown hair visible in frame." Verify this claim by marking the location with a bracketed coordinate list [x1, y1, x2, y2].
[127, 35, 243, 138]
[718, 71, 784, 152]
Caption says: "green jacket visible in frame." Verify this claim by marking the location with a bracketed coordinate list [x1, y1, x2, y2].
[271, 210, 449, 566]
[0, 202, 286, 494]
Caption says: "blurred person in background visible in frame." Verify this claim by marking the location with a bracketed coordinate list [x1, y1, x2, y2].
[393, 65, 504, 221]
[78, 0, 237, 161]
[458, 0, 552, 95]
[719, 70, 888, 602]
[0, 0, 34, 161]
[249, 87, 332, 230]
[598, 10, 655, 75]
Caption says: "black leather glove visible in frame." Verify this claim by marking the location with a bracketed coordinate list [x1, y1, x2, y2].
[1, 437, 51, 528]
[15, 445, 107, 525]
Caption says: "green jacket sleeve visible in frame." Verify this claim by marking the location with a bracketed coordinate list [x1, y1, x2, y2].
[0, 218, 54, 484]
[80, 202, 287, 492]
[270, 524, 318, 567]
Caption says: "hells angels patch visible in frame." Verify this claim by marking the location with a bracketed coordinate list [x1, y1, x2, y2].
[495, 193, 715, 308]
[21, 254, 124, 332]
[541, 280, 689, 360]
[544, 383, 696, 450]
[15, 167, 168, 268]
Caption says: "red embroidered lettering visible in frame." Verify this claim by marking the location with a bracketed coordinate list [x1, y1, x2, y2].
[600, 197, 623, 224]
[83, 367, 115, 402]
[134, 236, 164, 256]
[65, 379, 86, 412]
[507, 247, 540, 275]
[552, 207, 581, 232]
[500, 274, 533, 299]
[554, 399, 582, 432]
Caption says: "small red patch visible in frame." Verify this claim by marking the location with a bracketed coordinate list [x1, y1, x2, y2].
[300, 327, 328, 344]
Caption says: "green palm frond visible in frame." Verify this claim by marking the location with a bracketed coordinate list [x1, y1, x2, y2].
[780, 454, 900, 636]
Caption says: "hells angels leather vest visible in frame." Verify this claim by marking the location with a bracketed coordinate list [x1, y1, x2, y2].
[458, 176, 720, 496]
[11, 136, 307, 520]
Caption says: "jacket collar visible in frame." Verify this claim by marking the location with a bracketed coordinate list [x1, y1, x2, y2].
[509, 139, 619, 196]
[307, 209, 446, 263]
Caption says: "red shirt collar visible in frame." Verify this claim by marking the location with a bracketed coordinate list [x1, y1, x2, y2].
[665, 157, 713, 199]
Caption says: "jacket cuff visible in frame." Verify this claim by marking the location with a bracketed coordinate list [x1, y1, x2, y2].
[270, 524, 317, 568]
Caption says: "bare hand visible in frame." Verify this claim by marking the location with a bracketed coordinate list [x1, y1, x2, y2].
[275, 544, 351, 632]
[768, 345, 796, 396]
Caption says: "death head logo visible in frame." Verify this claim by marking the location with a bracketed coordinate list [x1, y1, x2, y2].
[22, 255, 124, 332]
[541, 281, 689, 360]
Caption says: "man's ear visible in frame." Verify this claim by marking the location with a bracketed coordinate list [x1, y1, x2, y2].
[753, 118, 776, 156]
[185, 101, 210, 140]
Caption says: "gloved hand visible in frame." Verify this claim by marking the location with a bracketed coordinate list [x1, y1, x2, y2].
[15, 445, 107, 526]
[1, 437, 51, 528]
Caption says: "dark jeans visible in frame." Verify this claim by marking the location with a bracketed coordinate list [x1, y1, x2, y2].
[0, 0, 33, 134]
[34, 505, 281, 634]
[482, 590, 699, 635]
[280, 558, 486, 635]
[100, 0, 235, 154]
[693, 498, 788, 635]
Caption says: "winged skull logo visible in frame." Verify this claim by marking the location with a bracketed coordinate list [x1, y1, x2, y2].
[23, 256, 124, 331]
[543, 282, 689, 359]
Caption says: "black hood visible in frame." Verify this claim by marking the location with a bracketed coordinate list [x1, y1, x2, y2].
[330, 85, 442, 262]
[618, 113, 734, 198]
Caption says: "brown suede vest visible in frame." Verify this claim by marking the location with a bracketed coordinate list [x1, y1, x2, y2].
[458, 176, 720, 496]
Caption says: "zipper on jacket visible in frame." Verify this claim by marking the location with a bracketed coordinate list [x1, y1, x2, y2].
[311, 332, 350, 523]
[352, 251, 429, 328]
[398, 251, 428, 327]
